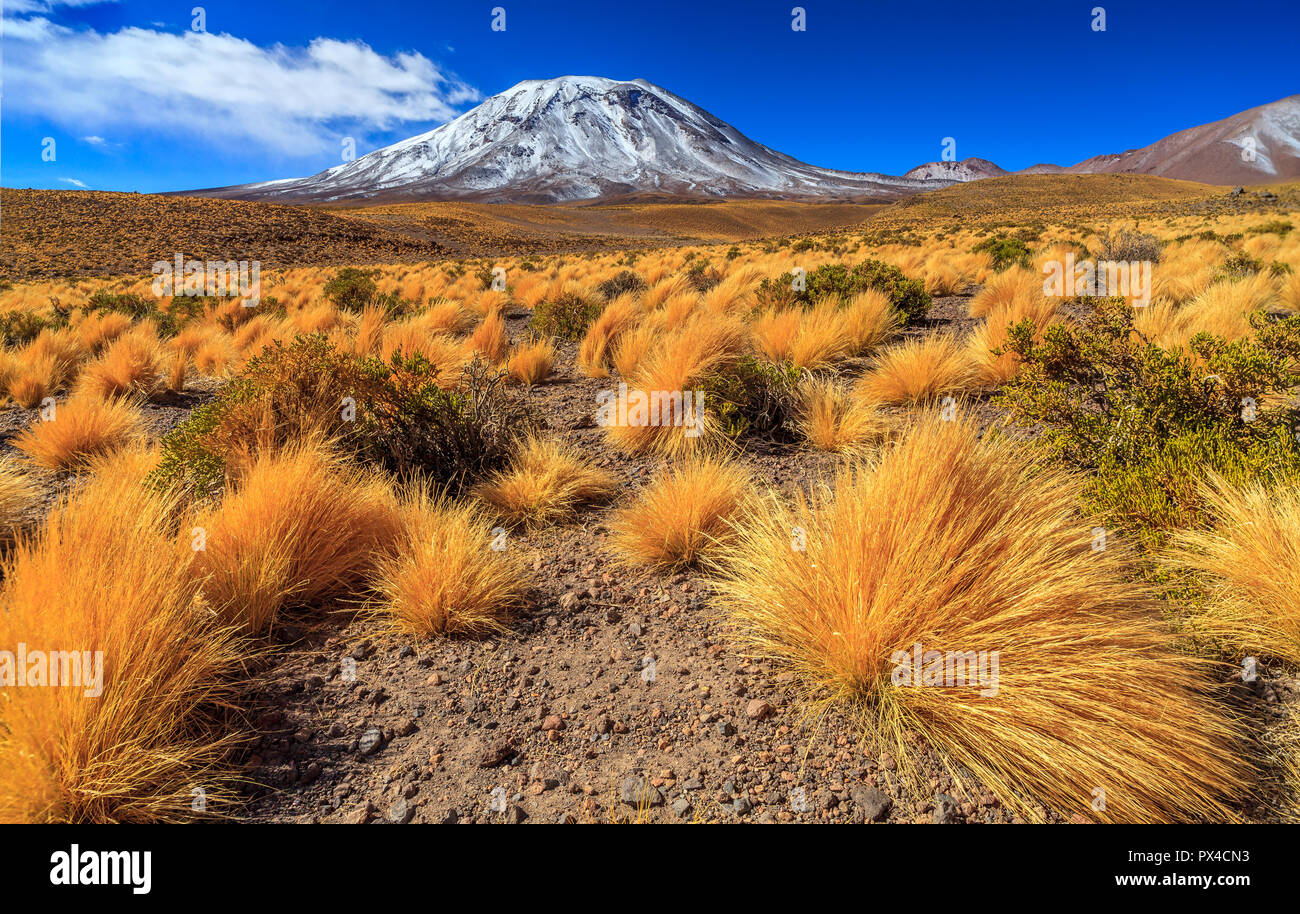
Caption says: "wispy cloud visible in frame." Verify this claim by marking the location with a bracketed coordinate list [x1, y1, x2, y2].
[81, 135, 107, 146]
[58, 177, 90, 188]
[3, 16, 480, 157]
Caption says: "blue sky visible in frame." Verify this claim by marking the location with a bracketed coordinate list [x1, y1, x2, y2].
[3, 0, 1297, 193]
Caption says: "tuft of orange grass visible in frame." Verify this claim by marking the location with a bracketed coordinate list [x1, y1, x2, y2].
[371, 490, 528, 637]
[578, 295, 640, 378]
[75, 330, 162, 400]
[710, 416, 1250, 823]
[76, 310, 133, 353]
[608, 453, 751, 567]
[796, 377, 890, 454]
[475, 435, 617, 528]
[0, 465, 243, 822]
[969, 266, 1043, 318]
[843, 289, 902, 354]
[469, 308, 509, 363]
[855, 332, 978, 405]
[604, 314, 745, 455]
[188, 444, 401, 635]
[13, 393, 143, 470]
[1148, 272, 1277, 348]
[506, 335, 556, 385]
[1166, 475, 1300, 666]
[0, 457, 38, 546]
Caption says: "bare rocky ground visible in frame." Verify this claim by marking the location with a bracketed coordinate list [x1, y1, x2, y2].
[1, 292, 1294, 824]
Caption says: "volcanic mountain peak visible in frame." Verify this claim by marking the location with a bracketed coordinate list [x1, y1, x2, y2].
[199, 75, 939, 204]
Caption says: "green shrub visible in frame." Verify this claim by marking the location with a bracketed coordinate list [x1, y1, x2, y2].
[759, 260, 930, 324]
[1247, 220, 1293, 237]
[699, 355, 802, 443]
[352, 355, 536, 487]
[150, 336, 533, 498]
[972, 235, 1033, 270]
[596, 269, 647, 300]
[0, 309, 65, 346]
[529, 292, 603, 342]
[997, 298, 1300, 548]
[323, 268, 379, 313]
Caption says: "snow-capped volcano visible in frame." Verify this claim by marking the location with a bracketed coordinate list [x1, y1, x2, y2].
[193, 76, 944, 204]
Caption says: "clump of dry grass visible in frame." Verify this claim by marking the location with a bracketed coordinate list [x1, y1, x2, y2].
[469, 308, 509, 363]
[12, 393, 143, 470]
[75, 330, 162, 400]
[188, 444, 401, 635]
[710, 416, 1249, 823]
[604, 314, 745, 456]
[475, 435, 616, 528]
[1166, 475, 1300, 666]
[0, 458, 38, 547]
[578, 296, 640, 378]
[969, 267, 1042, 318]
[608, 453, 751, 567]
[0, 465, 243, 822]
[796, 377, 890, 454]
[506, 335, 556, 386]
[855, 332, 977, 405]
[371, 490, 528, 637]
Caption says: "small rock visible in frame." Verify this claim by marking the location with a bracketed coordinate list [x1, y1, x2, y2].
[671, 798, 693, 818]
[851, 785, 892, 822]
[620, 777, 664, 807]
[358, 729, 383, 756]
[387, 798, 414, 824]
[732, 796, 753, 816]
[933, 792, 959, 824]
[745, 699, 774, 721]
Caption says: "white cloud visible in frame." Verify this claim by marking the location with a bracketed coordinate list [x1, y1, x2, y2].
[59, 177, 90, 188]
[81, 135, 107, 146]
[3, 18, 480, 157]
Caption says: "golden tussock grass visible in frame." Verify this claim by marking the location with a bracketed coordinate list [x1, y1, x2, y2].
[855, 332, 978, 405]
[0, 465, 244, 822]
[578, 295, 640, 378]
[710, 416, 1250, 823]
[969, 266, 1043, 319]
[469, 308, 509, 363]
[13, 393, 143, 470]
[608, 452, 751, 568]
[75, 310, 133, 353]
[75, 330, 162, 400]
[1166, 475, 1300, 666]
[188, 444, 401, 635]
[506, 335, 556, 386]
[0, 457, 38, 547]
[796, 377, 890, 454]
[475, 435, 617, 529]
[605, 313, 745, 455]
[371, 490, 528, 637]
[843, 289, 902, 353]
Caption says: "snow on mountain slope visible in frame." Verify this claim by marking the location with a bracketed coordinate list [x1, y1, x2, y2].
[194, 76, 945, 204]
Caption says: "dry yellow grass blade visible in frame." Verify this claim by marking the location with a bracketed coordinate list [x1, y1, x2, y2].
[0, 457, 38, 548]
[371, 490, 528, 637]
[475, 434, 617, 529]
[710, 416, 1250, 823]
[608, 452, 751, 568]
[0, 464, 245, 822]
